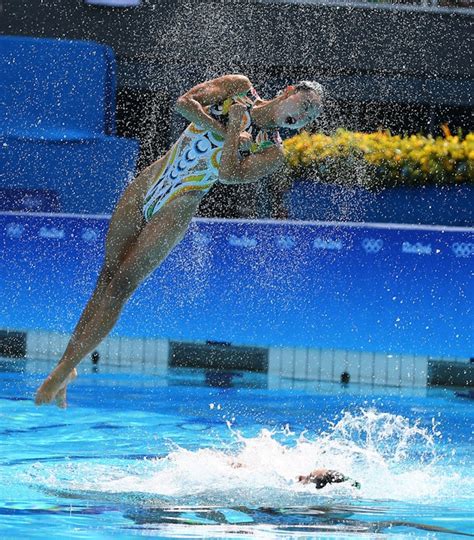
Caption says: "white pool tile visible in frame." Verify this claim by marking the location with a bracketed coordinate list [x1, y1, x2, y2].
[29, 331, 41, 358]
[267, 375, 282, 390]
[26, 331, 40, 358]
[47, 332, 56, 358]
[48, 333, 64, 359]
[156, 339, 169, 366]
[24, 358, 44, 374]
[143, 339, 158, 364]
[130, 338, 146, 364]
[37, 332, 50, 360]
[116, 338, 133, 366]
[320, 349, 334, 381]
[306, 348, 321, 380]
[268, 348, 282, 375]
[134, 338, 146, 364]
[99, 340, 112, 363]
[400, 355, 415, 386]
[290, 379, 309, 391]
[373, 352, 389, 386]
[294, 348, 307, 379]
[359, 352, 375, 384]
[19, 327, 432, 390]
[413, 355, 428, 387]
[280, 347, 295, 378]
[278, 378, 298, 391]
[386, 355, 402, 387]
[346, 351, 361, 383]
[332, 349, 347, 383]
[59, 334, 71, 354]
[106, 338, 121, 365]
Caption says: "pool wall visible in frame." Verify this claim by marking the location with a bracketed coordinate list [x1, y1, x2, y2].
[0, 212, 472, 387]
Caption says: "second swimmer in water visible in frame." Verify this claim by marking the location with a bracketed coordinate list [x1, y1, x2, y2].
[35, 74, 325, 408]
[298, 469, 361, 490]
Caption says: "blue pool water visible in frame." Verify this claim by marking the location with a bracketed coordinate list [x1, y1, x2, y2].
[0, 360, 472, 538]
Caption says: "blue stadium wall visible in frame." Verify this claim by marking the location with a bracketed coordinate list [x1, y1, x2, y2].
[0, 212, 472, 359]
[285, 182, 474, 227]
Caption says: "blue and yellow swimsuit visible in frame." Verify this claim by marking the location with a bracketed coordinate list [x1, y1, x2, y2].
[142, 87, 282, 222]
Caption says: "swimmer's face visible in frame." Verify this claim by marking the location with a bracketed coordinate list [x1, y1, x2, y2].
[274, 87, 323, 130]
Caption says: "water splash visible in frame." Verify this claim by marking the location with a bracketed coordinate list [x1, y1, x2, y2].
[24, 409, 470, 507]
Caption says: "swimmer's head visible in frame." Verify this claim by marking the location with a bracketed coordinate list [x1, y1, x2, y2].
[273, 81, 325, 130]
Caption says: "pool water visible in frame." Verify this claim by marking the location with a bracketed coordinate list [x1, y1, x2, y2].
[0, 360, 472, 539]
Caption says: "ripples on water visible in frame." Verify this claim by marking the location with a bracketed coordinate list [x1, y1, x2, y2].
[1, 367, 472, 538]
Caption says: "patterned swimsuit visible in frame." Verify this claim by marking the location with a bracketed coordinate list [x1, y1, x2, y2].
[142, 87, 282, 222]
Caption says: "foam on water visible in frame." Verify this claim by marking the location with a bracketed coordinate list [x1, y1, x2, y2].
[24, 409, 472, 507]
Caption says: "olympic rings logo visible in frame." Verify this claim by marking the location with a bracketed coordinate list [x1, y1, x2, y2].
[451, 242, 474, 258]
[362, 238, 383, 254]
[276, 235, 296, 249]
[6, 223, 24, 239]
[81, 228, 99, 243]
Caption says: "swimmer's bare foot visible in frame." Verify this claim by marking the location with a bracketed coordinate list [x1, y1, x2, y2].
[35, 365, 77, 409]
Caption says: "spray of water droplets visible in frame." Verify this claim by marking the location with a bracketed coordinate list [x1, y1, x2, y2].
[22, 408, 471, 508]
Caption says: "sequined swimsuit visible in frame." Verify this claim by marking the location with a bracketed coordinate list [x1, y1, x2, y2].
[142, 87, 282, 222]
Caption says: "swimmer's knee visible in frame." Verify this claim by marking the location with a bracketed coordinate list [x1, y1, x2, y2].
[103, 264, 116, 282]
[96, 264, 118, 290]
[107, 271, 139, 304]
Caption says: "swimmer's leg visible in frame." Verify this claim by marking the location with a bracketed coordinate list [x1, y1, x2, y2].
[35, 194, 198, 408]
[40, 173, 149, 408]
[61, 161, 160, 337]
[53, 155, 172, 363]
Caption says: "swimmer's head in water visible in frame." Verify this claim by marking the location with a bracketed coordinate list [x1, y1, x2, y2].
[272, 81, 325, 130]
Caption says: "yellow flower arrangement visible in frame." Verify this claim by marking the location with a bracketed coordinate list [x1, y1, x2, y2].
[283, 127, 474, 188]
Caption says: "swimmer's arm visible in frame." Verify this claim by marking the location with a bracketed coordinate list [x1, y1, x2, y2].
[219, 106, 284, 184]
[219, 147, 285, 185]
[229, 145, 285, 184]
[175, 74, 251, 137]
[219, 106, 244, 181]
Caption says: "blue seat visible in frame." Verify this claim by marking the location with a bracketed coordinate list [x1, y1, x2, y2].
[0, 35, 117, 140]
[0, 135, 138, 214]
[0, 36, 139, 214]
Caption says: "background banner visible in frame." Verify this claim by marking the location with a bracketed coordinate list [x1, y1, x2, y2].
[0, 213, 472, 357]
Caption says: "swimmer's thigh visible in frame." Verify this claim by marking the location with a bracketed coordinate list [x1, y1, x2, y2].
[103, 155, 170, 273]
[109, 193, 200, 298]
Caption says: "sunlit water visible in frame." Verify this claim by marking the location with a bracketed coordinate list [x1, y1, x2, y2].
[0, 361, 472, 538]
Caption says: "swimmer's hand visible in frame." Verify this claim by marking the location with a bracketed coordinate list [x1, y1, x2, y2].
[228, 103, 247, 126]
[239, 131, 252, 151]
[35, 365, 77, 409]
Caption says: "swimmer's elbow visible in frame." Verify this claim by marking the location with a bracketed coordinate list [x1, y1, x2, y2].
[175, 96, 197, 119]
[175, 96, 189, 113]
